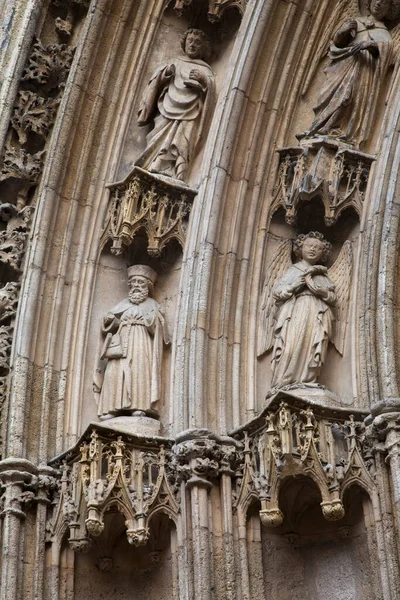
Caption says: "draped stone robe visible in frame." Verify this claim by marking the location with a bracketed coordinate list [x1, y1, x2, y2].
[271, 262, 336, 388]
[135, 55, 215, 180]
[308, 17, 393, 146]
[94, 297, 167, 417]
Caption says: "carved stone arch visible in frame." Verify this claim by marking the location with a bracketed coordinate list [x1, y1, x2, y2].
[268, 465, 332, 518]
[5, 0, 170, 459]
[147, 504, 179, 526]
[170, 0, 400, 438]
[171, 0, 370, 434]
[340, 476, 377, 506]
[237, 490, 260, 522]
[102, 497, 133, 523]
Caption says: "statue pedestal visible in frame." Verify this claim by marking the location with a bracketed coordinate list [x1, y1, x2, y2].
[267, 385, 341, 409]
[98, 414, 161, 437]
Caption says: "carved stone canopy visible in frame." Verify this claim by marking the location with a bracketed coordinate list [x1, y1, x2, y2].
[101, 166, 197, 257]
[166, 0, 247, 22]
[231, 392, 375, 530]
[48, 423, 178, 550]
[273, 138, 375, 225]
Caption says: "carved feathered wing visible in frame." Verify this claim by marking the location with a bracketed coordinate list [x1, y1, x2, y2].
[388, 20, 400, 76]
[301, 0, 360, 95]
[257, 239, 292, 357]
[328, 241, 353, 355]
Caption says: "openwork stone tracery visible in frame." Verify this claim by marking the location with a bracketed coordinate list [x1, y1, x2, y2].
[234, 396, 376, 529]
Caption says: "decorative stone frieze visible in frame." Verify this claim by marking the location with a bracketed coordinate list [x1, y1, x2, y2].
[233, 396, 376, 529]
[101, 167, 197, 257]
[0, 459, 58, 518]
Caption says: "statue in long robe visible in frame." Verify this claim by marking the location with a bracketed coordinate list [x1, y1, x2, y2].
[258, 233, 353, 391]
[270, 247, 336, 387]
[135, 28, 215, 181]
[302, 0, 394, 147]
[94, 265, 169, 418]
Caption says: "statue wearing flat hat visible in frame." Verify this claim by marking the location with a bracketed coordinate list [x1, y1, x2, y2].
[94, 265, 169, 418]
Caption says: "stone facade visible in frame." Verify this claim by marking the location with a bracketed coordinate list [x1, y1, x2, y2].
[1, 0, 400, 599]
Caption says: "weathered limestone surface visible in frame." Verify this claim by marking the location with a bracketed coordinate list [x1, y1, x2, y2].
[2, 0, 400, 598]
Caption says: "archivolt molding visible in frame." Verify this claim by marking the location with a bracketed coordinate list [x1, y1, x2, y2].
[172, 0, 400, 436]
[3, 0, 400, 461]
[6, 0, 167, 460]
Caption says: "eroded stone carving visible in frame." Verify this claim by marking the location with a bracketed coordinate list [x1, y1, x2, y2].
[168, 0, 247, 21]
[11, 91, 60, 145]
[0, 206, 35, 271]
[52, 0, 90, 39]
[273, 142, 375, 225]
[258, 233, 352, 393]
[93, 265, 169, 418]
[300, 0, 398, 147]
[0, 147, 45, 208]
[135, 29, 215, 182]
[22, 40, 75, 91]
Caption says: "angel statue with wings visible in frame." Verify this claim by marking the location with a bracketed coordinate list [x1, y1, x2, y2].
[300, 0, 400, 147]
[257, 232, 352, 391]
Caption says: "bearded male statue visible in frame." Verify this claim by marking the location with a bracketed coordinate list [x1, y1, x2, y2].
[93, 265, 169, 418]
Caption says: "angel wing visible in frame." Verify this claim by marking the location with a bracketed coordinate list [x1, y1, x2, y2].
[387, 20, 400, 79]
[328, 240, 353, 355]
[257, 239, 292, 357]
[301, 0, 360, 96]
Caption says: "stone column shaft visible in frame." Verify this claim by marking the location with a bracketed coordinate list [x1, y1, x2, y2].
[189, 481, 212, 600]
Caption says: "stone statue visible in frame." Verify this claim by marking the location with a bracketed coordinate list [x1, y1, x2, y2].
[258, 233, 352, 390]
[94, 265, 169, 418]
[135, 28, 216, 181]
[300, 0, 400, 147]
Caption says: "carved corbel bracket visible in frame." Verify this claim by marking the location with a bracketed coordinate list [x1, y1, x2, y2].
[101, 167, 196, 257]
[272, 138, 375, 225]
[371, 408, 400, 464]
